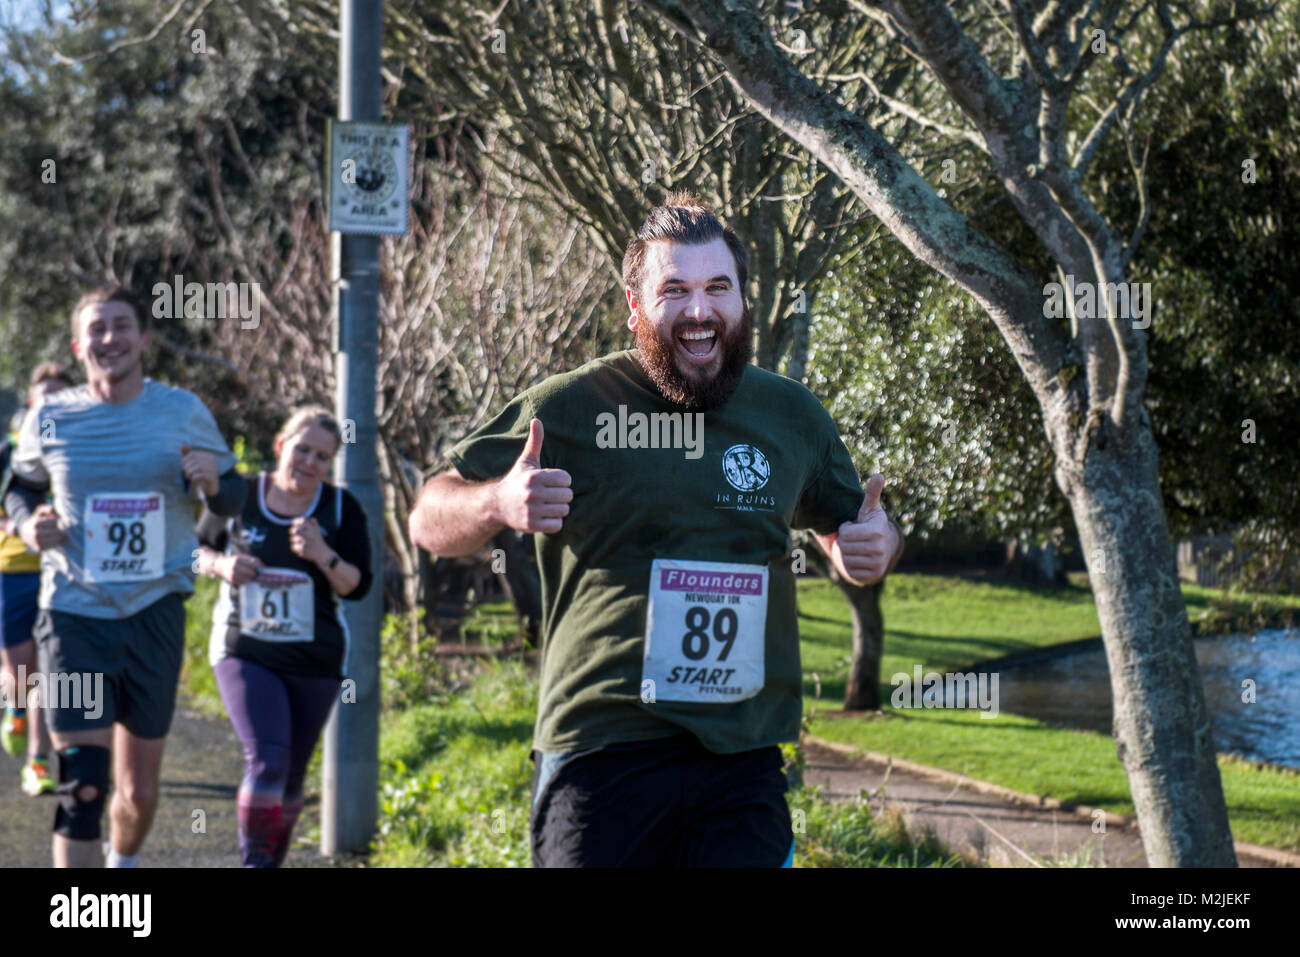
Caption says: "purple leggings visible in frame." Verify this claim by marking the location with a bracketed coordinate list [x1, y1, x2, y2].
[214, 656, 339, 867]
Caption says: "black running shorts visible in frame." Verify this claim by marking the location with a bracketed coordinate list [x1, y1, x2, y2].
[530, 734, 793, 867]
[34, 592, 186, 739]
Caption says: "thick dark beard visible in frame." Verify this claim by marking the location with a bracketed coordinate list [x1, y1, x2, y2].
[635, 303, 753, 412]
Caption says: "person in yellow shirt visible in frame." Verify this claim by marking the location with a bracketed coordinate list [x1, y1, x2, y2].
[1, 362, 76, 794]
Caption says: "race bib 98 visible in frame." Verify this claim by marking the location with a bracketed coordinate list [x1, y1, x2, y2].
[83, 492, 165, 583]
[642, 558, 768, 703]
[239, 567, 314, 642]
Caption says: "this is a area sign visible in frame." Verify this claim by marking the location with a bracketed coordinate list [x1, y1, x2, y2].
[326, 120, 411, 235]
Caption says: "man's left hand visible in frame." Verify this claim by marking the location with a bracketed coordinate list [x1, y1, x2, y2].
[835, 473, 901, 586]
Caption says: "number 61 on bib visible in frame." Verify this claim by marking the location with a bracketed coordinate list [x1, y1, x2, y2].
[642, 558, 768, 703]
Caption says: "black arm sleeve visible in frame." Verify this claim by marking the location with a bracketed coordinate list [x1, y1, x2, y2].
[195, 505, 232, 552]
[335, 490, 373, 602]
[3, 474, 48, 531]
[204, 468, 247, 517]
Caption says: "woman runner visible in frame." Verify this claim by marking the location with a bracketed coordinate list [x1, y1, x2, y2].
[195, 406, 371, 867]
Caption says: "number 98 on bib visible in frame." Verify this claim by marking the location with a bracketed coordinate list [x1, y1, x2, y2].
[641, 558, 768, 703]
[83, 492, 166, 583]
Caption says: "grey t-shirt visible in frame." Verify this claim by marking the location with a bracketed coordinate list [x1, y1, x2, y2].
[12, 379, 237, 619]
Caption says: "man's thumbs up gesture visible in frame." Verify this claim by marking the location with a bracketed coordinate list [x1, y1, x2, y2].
[832, 473, 903, 586]
[493, 418, 573, 535]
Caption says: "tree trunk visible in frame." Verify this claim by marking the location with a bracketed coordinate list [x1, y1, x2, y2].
[839, 578, 884, 710]
[1055, 423, 1237, 866]
[805, 534, 886, 710]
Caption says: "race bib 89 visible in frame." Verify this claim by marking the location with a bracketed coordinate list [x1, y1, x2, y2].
[83, 492, 165, 583]
[642, 558, 768, 703]
[239, 567, 315, 642]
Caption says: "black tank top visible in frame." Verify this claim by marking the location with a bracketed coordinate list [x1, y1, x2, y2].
[197, 473, 371, 678]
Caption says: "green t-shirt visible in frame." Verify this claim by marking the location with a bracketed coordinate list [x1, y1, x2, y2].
[447, 350, 863, 754]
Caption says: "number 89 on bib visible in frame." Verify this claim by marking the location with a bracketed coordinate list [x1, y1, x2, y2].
[642, 559, 768, 703]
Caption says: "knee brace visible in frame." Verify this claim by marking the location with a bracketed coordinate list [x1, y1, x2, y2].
[54, 745, 110, 841]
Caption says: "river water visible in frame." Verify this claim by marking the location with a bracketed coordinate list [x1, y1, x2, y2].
[987, 630, 1300, 769]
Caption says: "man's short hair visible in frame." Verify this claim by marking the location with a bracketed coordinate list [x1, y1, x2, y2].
[622, 190, 749, 304]
[29, 362, 74, 390]
[70, 285, 149, 339]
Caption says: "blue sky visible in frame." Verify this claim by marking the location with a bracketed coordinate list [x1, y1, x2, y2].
[1, 0, 72, 32]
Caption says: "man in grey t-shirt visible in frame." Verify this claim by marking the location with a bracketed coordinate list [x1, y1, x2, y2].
[4, 285, 245, 868]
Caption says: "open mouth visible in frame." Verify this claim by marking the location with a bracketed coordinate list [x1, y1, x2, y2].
[676, 326, 718, 362]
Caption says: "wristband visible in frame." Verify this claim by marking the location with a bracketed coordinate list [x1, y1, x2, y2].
[327, 553, 340, 571]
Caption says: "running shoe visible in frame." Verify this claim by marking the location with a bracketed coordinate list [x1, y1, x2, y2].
[1, 711, 27, 756]
[21, 756, 55, 796]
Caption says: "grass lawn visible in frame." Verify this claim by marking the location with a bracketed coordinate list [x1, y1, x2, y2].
[800, 573, 1300, 852]
[369, 658, 963, 867]
[180, 574, 224, 717]
[374, 661, 536, 867]
[798, 573, 1103, 704]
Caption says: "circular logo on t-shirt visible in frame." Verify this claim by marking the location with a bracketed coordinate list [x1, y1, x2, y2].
[722, 444, 771, 491]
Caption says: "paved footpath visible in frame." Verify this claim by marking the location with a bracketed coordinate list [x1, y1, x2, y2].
[802, 737, 1297, 868]
[0, 701, 350, 868]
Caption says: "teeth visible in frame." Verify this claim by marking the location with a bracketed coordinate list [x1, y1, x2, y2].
[680, 330, 716, 341]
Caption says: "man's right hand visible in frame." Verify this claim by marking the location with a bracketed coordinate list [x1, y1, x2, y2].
[20, 504, 66, 552]
[493, 418, 572, 535]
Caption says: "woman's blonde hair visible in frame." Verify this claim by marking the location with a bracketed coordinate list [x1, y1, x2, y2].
[274, 405, 343, 455]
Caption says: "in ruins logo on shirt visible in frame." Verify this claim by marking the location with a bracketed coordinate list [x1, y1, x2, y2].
[715, 443, 776, 513]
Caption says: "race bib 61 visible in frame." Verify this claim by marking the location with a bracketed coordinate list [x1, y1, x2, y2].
[239, 567, 315, 642]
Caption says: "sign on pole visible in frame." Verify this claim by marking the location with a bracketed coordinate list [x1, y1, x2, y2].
[326, 120, 411, 236]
